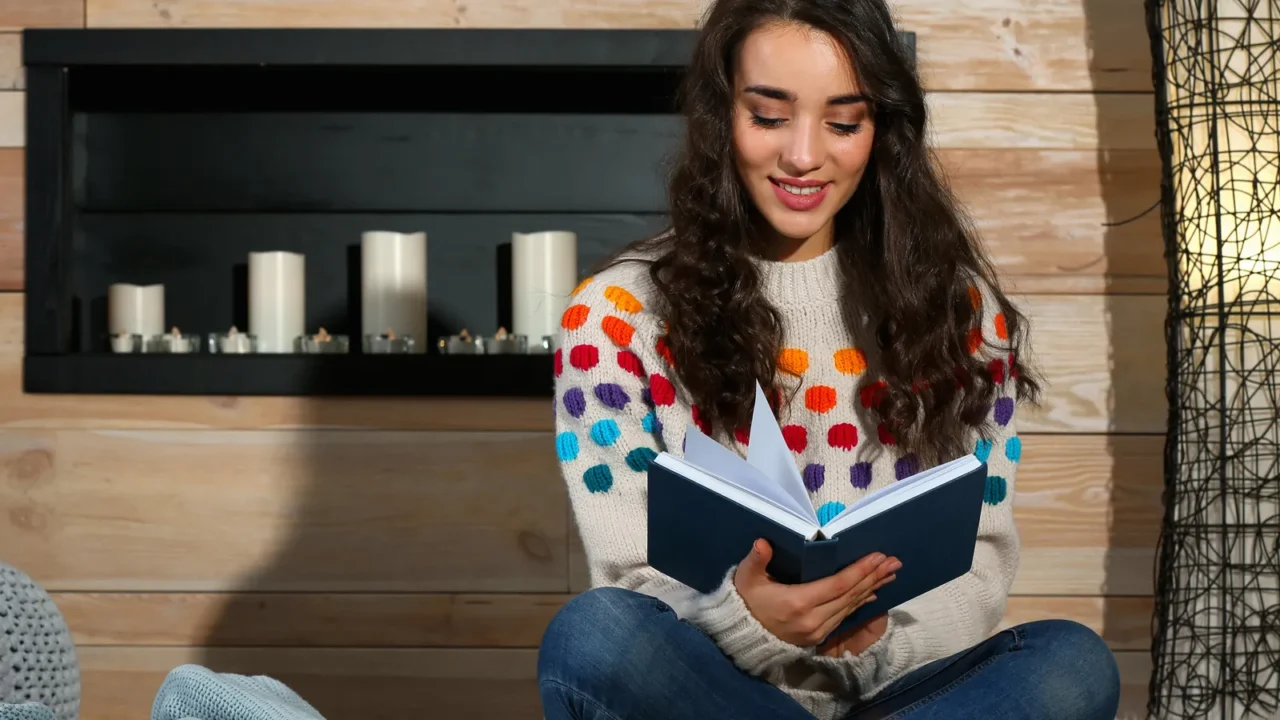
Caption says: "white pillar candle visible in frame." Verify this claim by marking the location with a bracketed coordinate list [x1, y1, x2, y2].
[107, 283, 164, 336]
[512, 231, 578, 342]
[361, 231, 427, 354]
[248, 251, 306, 353]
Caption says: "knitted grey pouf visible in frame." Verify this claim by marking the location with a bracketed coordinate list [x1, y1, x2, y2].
[0, 563, 79, 720]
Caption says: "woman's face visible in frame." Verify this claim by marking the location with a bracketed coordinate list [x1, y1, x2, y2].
[731, 21, 875, 250]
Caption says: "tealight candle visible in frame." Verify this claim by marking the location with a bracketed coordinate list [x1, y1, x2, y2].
[209, 327, 256, 354]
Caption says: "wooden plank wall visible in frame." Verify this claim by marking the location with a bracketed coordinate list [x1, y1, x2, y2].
[0, 1, 1163, 718]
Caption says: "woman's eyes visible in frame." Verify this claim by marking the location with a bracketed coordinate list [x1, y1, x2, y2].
[748, 113, 862, 136]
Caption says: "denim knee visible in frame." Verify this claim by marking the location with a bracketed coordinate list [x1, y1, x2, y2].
[537, 587, 670, 693]
[1024, 619, 1121, 719]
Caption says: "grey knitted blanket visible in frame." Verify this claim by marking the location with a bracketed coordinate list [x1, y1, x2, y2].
[151, 664, 324, 720]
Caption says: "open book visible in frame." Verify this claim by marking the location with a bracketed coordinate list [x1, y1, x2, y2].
[647, 383, 988, 638]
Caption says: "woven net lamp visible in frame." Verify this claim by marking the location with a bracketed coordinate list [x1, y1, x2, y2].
[1144, 1, 1280, 718]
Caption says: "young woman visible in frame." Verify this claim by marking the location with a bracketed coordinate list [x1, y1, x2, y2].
[538, 0, 1122, 717]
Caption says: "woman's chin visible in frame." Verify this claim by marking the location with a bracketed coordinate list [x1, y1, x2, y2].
[761, 210, 834, 245]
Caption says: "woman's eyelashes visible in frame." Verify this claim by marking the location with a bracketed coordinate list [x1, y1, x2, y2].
[748, 113, 863, 135]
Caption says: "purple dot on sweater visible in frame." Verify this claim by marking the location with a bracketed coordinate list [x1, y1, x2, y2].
[802, 464, 825, 492]
[563, 387, 586, 418]
[641, 388, 654, 407]
[595, 383, 630, 410]
[850, 462, 873, 490]
[895, 454, 920, 481]
[994, 397, 1015, 426]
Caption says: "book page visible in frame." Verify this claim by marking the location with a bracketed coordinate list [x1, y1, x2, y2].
[683, 423, 817, 524]
[744, 382, 815, 523]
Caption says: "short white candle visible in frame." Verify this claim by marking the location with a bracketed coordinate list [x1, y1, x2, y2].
[109, 333, 137, 353]
[108, 283, 165, 336]
[512, 231, 577, 342]
[220, 333, 252, 353]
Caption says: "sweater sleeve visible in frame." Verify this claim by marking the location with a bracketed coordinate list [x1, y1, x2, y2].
[554, 275, 809, 675]
[799, 279, 1025, 700]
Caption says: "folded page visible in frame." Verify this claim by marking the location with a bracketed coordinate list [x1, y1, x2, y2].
[684, 423, 817, 524]
[744, 382, 815, 521]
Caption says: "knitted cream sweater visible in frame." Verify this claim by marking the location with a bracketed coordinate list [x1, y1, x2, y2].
[552, 245, 1023, 719]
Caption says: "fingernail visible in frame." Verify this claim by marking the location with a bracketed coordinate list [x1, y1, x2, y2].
[889, 559, 903, 571]
[872, 553, 886, 564]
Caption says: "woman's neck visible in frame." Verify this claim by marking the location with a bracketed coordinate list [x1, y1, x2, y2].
[762, 220, 835, 262]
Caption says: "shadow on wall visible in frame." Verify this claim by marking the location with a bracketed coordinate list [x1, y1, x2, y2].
[1080, 2, 1166, 719]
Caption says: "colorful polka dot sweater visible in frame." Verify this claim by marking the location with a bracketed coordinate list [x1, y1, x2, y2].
[554, 246, 1022, 719]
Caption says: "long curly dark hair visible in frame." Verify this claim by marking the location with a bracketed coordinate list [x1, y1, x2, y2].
[606, 0, 1040, 466]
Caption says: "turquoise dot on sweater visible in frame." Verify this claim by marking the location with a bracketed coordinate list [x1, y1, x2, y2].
[817, 501, 846, 525]
[555, 432, 579, 462]
[625, 447, 658, 472]
[590, 419, 622, 447]
[583, 464, 614, 493]
[642, 411, 662, 434]
[974, 438, 993, 463]
[984, 476, 1008, 505]
[1005, 436, 1022, 463]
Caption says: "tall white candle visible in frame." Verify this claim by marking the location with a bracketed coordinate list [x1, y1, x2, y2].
[248, 251, 306, 353]
[512, 231, 578, 342]
[107, 283, 164, 336]
[361, 231, 427, 354]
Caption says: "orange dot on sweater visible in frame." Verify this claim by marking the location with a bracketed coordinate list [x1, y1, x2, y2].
[833, 348, 867, 375]
[779, 348, 809, 376]
[603, 286, 643, 313]
[967, 285, 982, 310]
[602, 316, 634, 346]
[805, 385, 837, 414]
[561, 304, 589, 330]
[572, 277, 592, 296]
[967, 328, 983, 354]
[994, 312, 1008, 340]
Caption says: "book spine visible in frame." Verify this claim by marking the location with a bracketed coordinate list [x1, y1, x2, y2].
[800, 537, 841, 583]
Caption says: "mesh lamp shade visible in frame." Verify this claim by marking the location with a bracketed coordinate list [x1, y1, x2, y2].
[1144, 1, 1280, 718]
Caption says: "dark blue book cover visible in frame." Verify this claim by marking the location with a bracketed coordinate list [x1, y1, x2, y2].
[646, 455, 988, 644]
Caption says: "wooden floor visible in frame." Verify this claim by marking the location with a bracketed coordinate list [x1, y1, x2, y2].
[0, 0, 1163, 718]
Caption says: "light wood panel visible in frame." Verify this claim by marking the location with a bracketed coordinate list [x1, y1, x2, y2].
[0, 149, 20, 291]
[0, 33, 23, 90]
[0, 294, 1167, 434]
[82, 0, 1152, 92]
[928, 92, 1154, 151]
[74, 646, 1151, 720]
[0, 148, 1163, 294]
[0, 0, 83, 29]
[0, 429, 569, 592]
[4, 429, 1158, 594]
[0, 91, 21, 147]
[53, 591, 1153, 651]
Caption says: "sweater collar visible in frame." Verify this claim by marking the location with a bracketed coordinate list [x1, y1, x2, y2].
[752, 243, 845, 308]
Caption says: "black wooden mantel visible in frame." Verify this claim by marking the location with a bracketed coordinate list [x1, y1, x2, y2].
[20, 28, 914, 397]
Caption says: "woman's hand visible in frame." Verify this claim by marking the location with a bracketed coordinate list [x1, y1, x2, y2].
[733, 538, 900, 647]
[818, 614, 889, 657]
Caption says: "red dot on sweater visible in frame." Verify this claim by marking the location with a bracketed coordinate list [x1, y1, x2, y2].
[691, 405, 712, 436]
[967, 328, 983, 354]
[569, 344, 599, 371]
[827, 423, 858, 451]
[649, 374, 676, 406]
[782, 425, 808, 453]
[617, 350, 644, 377]
[655, 336, 674, 367]
[988, 358, 1005, 385]
[877, 424, 896, 445]
[553, 348, 563, 377]
[734, 426, 751, 446]
[1009, 352, 1020, 379]
[860, 380, 887, 409]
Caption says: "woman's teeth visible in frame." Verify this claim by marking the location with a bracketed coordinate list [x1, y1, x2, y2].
[778, 183, 824, 195]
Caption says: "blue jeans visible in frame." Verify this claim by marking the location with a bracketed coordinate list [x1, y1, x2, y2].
[538, 587, 1121, 720]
